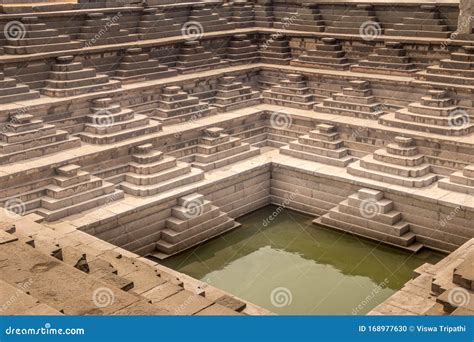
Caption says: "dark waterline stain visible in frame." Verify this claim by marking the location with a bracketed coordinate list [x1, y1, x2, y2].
[161, 205, 444, 315]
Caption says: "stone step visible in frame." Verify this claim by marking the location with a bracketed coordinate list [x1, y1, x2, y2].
[41, 179, 114, 211]
[380, 113, 473, 137]
[166, 206, 221, 233]
[428, 65, 474, 78]
[373, 148, 425, 167]
[316, 214, 422, 252]
[3, 41, 82, 54]
[124, 163, 191, 186]
[37, 189, 124, 222]
[421, 70, 474, 86]
[280, 145, 354, 168]
[120, 167, 204, 197]
[192, 145, 260, 171]
[129, 155, 176, 175]
[438, 178, 474, 195]
[45, 177, 103, 200]
[347, 160, 437, 188]
[361, 153, 431, 177]
[384, 29, 450, 38]
[155, 220, 239, 257]
[79, 120, 161, 145]
[161, 212, 230, 244]
[315, 103, 383, 120]
[289, 139, 348, 158]
[41, 79, 120, 97]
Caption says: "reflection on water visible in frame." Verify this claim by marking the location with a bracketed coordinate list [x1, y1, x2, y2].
[162, 205, 444, 315]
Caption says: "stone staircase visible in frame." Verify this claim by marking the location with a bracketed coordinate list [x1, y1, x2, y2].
[385, 4, 451, 38]
[351, 41, 418, 76]
[175, 41, 228, 74]
[120, 144, 204, 197]
[291, 38, 351, 70]
[188, 3, 235, 33]
[262, 73, 317, 110]
[0, 213, 246, 315]
[274, 3, 324, 32]
[325, 4, 382, 36]
[0, 68, 40, 104]
[78, 12, 138, 47]
[190, 127, 260, 172]
[416, 46, 474, 87]
[112, 48, 178, 84]
[212, 76, 260, 112]
[152, 193, 240, 259]
[78, 98, 161, 145]
[41, 55, 121, 97]
[231, 1, 255, 28]
[3, 16, 82, 54]
[347, 136, 438, 188]
[137, 7, 182, 40]
[316, 188, 423, 252]
[314, 80, 386, 120]
[254, 0, 273, 28]
[0, 113, 80, 165]
[259, 35, 292, 65]
[439, 165, 474, 195]
[225, 34, 259, 64]
[154, 86, 217, 125]
[370, 239, 474, 315]
[36, 164, 123, 221]
[280, 124, 355, 167]
[380, 90, 474, 136]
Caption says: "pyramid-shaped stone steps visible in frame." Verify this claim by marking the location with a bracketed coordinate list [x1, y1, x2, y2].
[325, 5, 382, 35]
[113, 48, 178, 84]
[0, 113, 80, 165]
[154, 86, 217, 124]
[190, 127, 260, 172]
[262, 74, 317, 110]
[291, 38, 351, 70]
[274, 4, 324, 32]
[226, 34, 259, 64]
[439, 165, 474, 195]
[3, 16, 82, 54]
[34, 164, 122, 221]
[120, 145, 204, 197]
[259, 36, 292, 65]
[279, 124, 355, 167]
[41, 56, 120, 97]
[175, 40, 228, 74]
[152, 193, 240, 258]
[314, 80, 385, 120]
[316, 188, 423, 252]
[0, 70, 40, 104]
[78, 12, 138, 46]
[212, 76, 260, 112]
[187, 3, 235, 32]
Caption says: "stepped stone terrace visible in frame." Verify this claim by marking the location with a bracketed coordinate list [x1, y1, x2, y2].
[0, 0, 473, 317]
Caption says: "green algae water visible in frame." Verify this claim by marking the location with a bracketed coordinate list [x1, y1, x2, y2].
[162, 205, 444, 315]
